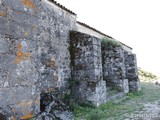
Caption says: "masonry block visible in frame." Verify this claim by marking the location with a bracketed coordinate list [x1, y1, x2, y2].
[70, 31, 107, 106]
[124, 52, 141, 92]
[102, 45, 128, 92]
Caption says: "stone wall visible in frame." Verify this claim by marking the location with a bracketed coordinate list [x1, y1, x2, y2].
[70, 31, 107, 106]
[0, 0, 140, 118]
[102, 45, 129, 93]
[124, 51, 140, 92]
[0, 0, 76, 119]
[101, 43, 140, 93]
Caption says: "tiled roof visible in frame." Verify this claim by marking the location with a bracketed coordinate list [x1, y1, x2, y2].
[48, 0, 77, 15]
[77, 21, 132, 49]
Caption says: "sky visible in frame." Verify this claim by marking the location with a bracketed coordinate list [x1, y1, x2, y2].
[56, 0, 160, 76]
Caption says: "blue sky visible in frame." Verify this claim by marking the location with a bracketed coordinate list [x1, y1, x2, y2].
[56, 0, 160, 75]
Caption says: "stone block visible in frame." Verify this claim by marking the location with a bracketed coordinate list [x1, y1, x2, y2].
[87, 80, 107, 107]
[0, 36, 9, 54]
[102, 46, 127, 91]
[129, 80, 141, 92]
[10, 10, 39, 26]
[0, 17, 8, 35]
[125, 51, 140, 92]
[0, 86, 33, 107]
[122, 79, 129, 93]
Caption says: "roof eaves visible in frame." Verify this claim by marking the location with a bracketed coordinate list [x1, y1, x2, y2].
[77, 21, 113, 39]
[48, 0, 77, 16]
[77, 21, 132, 50]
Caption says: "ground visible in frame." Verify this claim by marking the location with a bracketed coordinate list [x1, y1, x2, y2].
[72, 79, 160, 120]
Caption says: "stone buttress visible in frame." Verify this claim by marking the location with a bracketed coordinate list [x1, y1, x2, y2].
[70, 31, 107, 107]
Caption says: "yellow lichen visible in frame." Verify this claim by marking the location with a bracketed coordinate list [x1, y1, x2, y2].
[17, 101, 33, 118]
[21, 0, 35, 9]
[24, 32, 28, 37]
[21, 0, 38, 13]
[0, 11, 7, 17]
[20, 113, 33, 119]
[17, 101, 32, 107]
[34, 100, 40, 104]
[14, 43, 31, 64]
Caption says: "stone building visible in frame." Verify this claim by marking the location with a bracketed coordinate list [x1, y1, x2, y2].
[0, 0, 140, 119]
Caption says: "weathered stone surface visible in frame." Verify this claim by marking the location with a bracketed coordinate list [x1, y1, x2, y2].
[0, 0, 76, 118]
[0, 0, 139, 118]
[87, 80, 107, 107]
[125, 52, 141, 91]
[70, 31, 107, 106]
[70, 31, 103, 82]
[123, 79, 129, 93]
[102, 45, 129, 93]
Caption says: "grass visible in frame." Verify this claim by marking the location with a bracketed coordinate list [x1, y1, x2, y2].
[101, 37, 121, 48]
[72, 80, 160, 120]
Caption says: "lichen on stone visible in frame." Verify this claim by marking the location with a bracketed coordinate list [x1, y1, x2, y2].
[14, 43, 31, 64]
[21, 0, 35, 9]
[0, 11, 7, 17]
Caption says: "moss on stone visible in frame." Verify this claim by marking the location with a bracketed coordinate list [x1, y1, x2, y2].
[101, 37, 121, 48]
